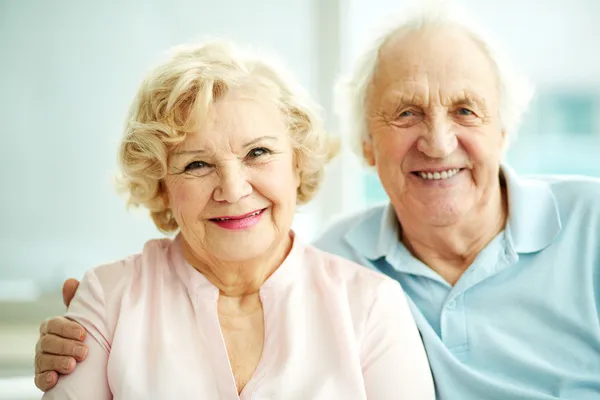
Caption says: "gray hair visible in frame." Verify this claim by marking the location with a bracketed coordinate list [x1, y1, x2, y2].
[334, 1, 535, 159]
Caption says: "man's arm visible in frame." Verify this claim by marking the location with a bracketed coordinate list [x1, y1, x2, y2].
[41, 270, 112, 399]
[42, 332, 110, 399]
[35, 279, 88, 391]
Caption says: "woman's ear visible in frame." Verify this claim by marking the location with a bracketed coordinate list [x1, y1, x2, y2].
[159, 181, 171, 208]
[292, 151, 302, 188]
[295, 162, 302, 189]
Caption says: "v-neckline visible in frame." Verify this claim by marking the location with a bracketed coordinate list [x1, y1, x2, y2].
[169, 232, 305, 398]
[209, 290, 272, 399]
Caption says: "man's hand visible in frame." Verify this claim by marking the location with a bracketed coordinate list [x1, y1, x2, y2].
[61, 278, 79, 308]
[34, 279, 88, 392]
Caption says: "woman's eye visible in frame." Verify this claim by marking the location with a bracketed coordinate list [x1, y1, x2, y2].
[184, 161, 208, 171]
[247, 147, 271, 158]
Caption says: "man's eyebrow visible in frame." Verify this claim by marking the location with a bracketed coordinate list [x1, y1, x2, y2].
[381, 91, 428, 115]
[390, 92, 428, 106]
[453, 93, 488, 110]
[385, 89, 489, 109]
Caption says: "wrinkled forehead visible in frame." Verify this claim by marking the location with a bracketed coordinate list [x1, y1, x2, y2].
[370, 26, 500, 108]
[174, 91, 288, 152]
[211, 92, 284, 130]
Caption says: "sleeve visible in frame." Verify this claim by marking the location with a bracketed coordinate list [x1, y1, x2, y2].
[42, 269, 113, 400]
[360, 280, 436, 400]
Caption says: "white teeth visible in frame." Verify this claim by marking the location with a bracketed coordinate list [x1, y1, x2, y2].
[216, 210, 261, 221]
[419, 168, 460, 180]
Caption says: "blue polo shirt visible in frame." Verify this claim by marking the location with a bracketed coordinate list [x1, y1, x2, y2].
[313, 165, 600, 399]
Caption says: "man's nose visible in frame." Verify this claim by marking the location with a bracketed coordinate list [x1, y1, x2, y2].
[416, 117, 458, 158]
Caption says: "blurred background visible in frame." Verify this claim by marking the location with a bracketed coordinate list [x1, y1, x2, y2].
[1, 0, 599, 398]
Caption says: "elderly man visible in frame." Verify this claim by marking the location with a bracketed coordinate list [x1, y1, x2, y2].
[33, 6, 600, 400]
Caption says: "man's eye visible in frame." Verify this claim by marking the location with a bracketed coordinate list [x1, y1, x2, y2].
[457, 108, 474, 116]
[184, 161, 208, 171]
[398, 110, 416, 118]
[247, 147, 271, 158]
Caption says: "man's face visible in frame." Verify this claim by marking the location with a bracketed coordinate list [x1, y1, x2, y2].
[364, 26, 505, 227]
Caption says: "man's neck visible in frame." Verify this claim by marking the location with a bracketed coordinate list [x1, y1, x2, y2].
[182, 233, 293, 297]
[398, 186, 508, 286]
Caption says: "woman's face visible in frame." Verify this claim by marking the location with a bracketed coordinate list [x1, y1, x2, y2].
[164, 90, 300, 262]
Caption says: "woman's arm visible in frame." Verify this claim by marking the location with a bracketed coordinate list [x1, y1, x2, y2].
[42, 270, 112, 400]
[361, 280, 436, 399]
[42, 334, 111, 399]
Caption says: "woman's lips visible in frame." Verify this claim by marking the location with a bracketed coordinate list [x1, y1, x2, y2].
[209, 208, 266, 230]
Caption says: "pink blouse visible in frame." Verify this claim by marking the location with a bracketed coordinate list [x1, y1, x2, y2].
[43, 234, 435, 399]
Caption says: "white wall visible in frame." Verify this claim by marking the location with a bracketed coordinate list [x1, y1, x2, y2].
[2, 0, 598, 288]
[345, 0, 600, 87]
[0, 0, 329, 286]
[463, 0, 600, 88]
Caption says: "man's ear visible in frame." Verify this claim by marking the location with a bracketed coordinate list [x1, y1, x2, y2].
[499, 129, 508, 155]
[362, 139, 376, 166]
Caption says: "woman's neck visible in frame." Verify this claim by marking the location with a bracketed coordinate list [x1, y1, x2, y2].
[182, 232, 293, 297]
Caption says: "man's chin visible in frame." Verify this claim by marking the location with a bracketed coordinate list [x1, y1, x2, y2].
[412, 199, 468, 228]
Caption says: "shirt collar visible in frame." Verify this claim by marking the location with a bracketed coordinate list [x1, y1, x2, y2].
[344, 163, 562, 260]
[502, 164, 562, 253]
[344, 203, 399, 261]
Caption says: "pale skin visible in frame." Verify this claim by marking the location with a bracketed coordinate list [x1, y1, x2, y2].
[165, 91, 300, 394]
[364, 26, 508, 285]
[37, 88, 301, 394]
[35, 24, 508, 390]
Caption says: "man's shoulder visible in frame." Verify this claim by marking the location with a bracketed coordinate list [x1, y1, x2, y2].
[529, 173, 600, 191]
[312, 203, 387, 259]
[528, 173, 600, 213]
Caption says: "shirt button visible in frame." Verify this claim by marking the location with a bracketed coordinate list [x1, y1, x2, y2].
[446, 299, 457, 309]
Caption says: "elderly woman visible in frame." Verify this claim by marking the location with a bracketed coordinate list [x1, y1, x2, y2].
[39, 40, 434, 399]
[34, 3, 600, 399]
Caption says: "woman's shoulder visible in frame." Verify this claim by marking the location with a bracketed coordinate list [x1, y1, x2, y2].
[300, 244, 400, 293]
[81, 237, 177, 298]
[297, 244, 407, 333]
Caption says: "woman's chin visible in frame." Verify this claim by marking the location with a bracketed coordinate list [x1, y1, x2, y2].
[209, 239, 275, 263]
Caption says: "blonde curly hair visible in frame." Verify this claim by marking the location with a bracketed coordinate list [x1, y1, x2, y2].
[117, 40, 339, 233]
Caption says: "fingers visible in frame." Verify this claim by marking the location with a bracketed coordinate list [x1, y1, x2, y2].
[44, 316, 86, 341]
[38, 334, 88, 361]
[62, 278, 80, 308]
[39, 319, 48, 335]
[35, 352, 76, 375]
[34, 371, 58, 392]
